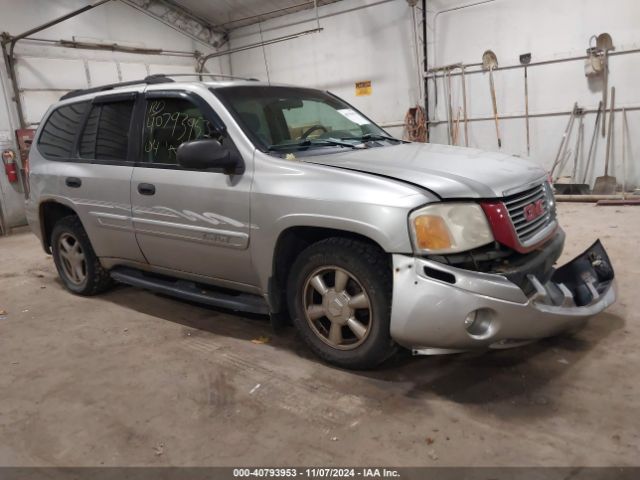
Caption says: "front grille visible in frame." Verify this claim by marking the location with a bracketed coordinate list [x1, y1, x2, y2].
[503, 183, 553, 244]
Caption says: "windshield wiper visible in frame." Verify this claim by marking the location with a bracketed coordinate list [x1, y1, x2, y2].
[268, 138, 363, 151]
[341, 133, 405, 143]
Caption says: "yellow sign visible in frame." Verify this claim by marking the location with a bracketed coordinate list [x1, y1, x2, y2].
[355, 80, 372, 96]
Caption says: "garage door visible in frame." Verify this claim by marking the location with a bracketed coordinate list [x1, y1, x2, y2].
[15, 54, 198, 126]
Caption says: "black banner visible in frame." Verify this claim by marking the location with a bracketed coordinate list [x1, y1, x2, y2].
[0, 467, 636, 480]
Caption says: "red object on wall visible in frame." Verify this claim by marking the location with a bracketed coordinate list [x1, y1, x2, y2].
[15, 128, 35, 176]
[13, 128, 36, 195]
[2, 149, 19, 183]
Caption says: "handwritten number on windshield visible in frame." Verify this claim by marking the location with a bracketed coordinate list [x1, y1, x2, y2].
[144, 100, 212, 161]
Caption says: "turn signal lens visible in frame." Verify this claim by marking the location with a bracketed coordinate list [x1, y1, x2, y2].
[414, 215, 452, 250]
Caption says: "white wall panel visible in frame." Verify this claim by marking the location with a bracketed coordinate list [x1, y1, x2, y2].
[15, 57, 88, 125]
[119, 62, 149, 81]
[427, 0, 640, 188]
[21, 91, 63, 127]
[228, 0, 422, 130]
[16, 57, 87, 90]
[229, 0, 640, 189]
[148, 63, 196, 75]
[88, 61, 120, 86]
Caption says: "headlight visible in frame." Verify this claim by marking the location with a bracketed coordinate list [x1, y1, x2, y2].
[409, 203, 494, 254]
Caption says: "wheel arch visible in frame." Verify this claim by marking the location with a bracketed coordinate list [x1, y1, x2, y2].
[39, 200, 82, 253]
[267, 225, 390, 314]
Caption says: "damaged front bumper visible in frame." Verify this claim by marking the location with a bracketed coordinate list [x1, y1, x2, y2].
[390, 239, 616, 353]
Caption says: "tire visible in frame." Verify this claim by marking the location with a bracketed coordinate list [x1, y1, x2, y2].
[287, 237, 397, 369]
[51, 215, 113, 296]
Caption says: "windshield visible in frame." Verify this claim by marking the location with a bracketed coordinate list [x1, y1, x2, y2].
[212, 86, 397, 153]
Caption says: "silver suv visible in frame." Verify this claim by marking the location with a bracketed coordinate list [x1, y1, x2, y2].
[26, 75, 616, 369]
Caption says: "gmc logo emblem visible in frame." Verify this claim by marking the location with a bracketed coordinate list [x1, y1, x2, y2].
[523, 199, 545, 222]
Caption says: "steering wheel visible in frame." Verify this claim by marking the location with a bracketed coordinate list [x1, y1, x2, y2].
[300, 124, 328, 139]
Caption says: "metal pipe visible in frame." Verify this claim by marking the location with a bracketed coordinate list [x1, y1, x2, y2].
[231, 0, 394, 39]
[1, 37, 26, 129]
[410, 3, 424, 105]
[1, 0, 113, 128]
[422, 0, 429, 139]
[445, 68, 452, 144]
[0, 64, 13, 235]
[58, 39, 163, 55]
[257, 21, 271, 84]
[461, 65, 468, 146]
[313, 0, 321, 31]
[198, 28, 323, 72]
[426, 46, 640, 79]
[20, 37, 197, 57]
[427, 104, 640, 126]
[429, 62, 464, 72]
[555, 194, 626, 202]
[214, 0, 320, 29]
[0, 47, 17, 135]
[5, 0, 112, 49]
[379, 121, 406, 128]
[0, 200, 6, 235]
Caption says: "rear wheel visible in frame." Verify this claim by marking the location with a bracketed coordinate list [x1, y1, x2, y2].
[288, 237, 396, 369]
[51, 216, 113, 295]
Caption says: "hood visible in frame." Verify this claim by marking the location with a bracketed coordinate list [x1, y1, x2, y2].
[303, 143, 547, 199]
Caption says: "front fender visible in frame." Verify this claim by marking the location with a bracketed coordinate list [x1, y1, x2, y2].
[249, 151, 437, 297]
[250, 202, 426, 297]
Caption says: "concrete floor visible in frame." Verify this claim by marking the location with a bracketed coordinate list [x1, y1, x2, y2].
[0, 203, 637, 467]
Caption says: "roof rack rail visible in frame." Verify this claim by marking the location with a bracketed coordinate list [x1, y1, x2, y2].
[59, 74, 175, 101]
[161, 72, 260, 81]
[59, 72, 259, 101]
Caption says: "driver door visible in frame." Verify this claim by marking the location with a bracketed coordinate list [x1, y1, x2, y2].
[130, 90, 256, 288]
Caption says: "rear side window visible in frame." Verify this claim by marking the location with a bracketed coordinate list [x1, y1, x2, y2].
[79, 100, 135, 160]
[37, 102, 89, 159]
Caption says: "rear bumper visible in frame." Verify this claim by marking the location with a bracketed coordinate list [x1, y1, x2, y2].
[24, 198, 44, 247]
[389, 239, 616, 352]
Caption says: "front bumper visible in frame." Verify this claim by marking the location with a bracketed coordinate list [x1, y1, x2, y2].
[390, 239, 616, 352]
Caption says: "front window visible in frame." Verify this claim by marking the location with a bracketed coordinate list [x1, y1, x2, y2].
[213, 86, 399, 154]
[141, 97, 215, 165]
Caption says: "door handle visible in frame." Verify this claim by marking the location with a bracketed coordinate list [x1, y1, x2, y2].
[65, 177, 81, 188]
[138, 183, 156, 195]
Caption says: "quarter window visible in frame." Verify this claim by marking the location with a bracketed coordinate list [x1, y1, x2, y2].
[37, 102, 89, 159]
[79, 100, 135, 160]
[142, 98, 215, 165]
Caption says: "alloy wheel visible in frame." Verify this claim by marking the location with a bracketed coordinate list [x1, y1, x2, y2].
[58, 232, 87, 285]
[302, 266, 372, 350]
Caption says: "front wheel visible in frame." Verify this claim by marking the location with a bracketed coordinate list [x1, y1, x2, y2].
[288, 238, 397, 369]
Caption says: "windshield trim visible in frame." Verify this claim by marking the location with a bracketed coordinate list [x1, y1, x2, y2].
[209, 85, 394, 155]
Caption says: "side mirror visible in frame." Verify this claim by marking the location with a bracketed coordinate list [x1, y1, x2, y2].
[177, 138, 240, 172]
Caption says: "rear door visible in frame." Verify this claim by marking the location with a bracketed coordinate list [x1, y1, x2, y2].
[38, 93, 145, 262]
[130, 89, 256, 287]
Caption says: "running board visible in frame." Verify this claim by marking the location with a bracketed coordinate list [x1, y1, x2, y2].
[110, 267, 269, 315]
